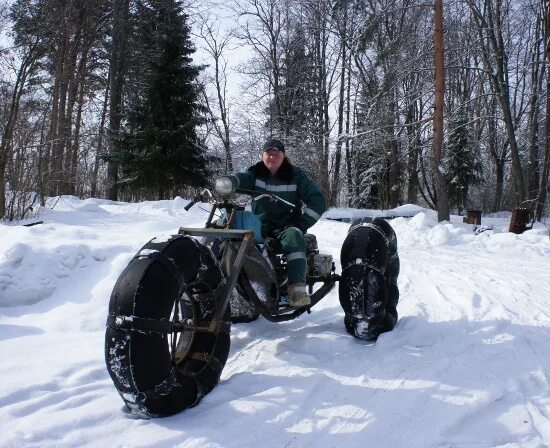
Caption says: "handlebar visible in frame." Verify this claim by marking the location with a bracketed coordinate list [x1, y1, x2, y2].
[184, 189, 213, 211]
[184, 187, 295, 212]
[252, 193, 295, 211]
[183, 200, 196, 212]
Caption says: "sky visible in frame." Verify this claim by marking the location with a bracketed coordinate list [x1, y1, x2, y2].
[0, 196, 549, 447]
[0, 1, 13, 54]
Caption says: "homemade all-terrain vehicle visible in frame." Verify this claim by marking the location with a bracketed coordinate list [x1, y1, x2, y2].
[105, 189, 400, 418]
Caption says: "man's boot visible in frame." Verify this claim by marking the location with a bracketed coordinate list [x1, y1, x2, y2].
[288, 283, 311, 307]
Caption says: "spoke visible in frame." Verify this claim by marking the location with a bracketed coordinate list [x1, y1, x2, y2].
[170, 298, 181, 364]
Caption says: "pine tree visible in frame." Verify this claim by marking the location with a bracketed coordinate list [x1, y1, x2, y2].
[116, 0, 210, 199]
[446, 114, 482, 213]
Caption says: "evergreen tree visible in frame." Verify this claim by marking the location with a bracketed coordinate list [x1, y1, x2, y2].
[446, 114, 482, 213]
[116, 0, 210, 199]
[351, 138, 384, 209]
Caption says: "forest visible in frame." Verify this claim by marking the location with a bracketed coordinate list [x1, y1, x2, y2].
[0, 0, 549, 222]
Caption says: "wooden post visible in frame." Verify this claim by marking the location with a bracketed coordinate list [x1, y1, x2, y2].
[463, 210, 482, 225]
[508, 208, 532, 234]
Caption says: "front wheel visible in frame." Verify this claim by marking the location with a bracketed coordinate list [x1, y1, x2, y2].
[105, 234, 230, 417]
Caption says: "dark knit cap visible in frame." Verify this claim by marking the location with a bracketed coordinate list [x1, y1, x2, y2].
[263, 138, 285, 153]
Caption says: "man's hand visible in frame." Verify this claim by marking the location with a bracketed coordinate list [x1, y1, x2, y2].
[215, 177, 236, 197]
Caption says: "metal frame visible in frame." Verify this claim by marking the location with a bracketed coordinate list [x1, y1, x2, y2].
[179, 222, 339, 325]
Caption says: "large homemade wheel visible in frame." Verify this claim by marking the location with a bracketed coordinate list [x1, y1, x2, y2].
[339, 217, 400, 341]
[105, 234, 230, 418]
[220, 241, 278, 323]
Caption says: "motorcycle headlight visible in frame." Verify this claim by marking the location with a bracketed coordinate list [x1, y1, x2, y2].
[215, 177, 235, 197]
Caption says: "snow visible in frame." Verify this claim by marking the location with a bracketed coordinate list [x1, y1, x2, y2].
[324, 204, 425, 221]
[1, 197, 550, 447]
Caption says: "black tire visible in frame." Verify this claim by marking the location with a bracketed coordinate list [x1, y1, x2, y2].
[220, 242, 278, 323]
[105, 234, 230, 418]
[339, 217, 400, 340]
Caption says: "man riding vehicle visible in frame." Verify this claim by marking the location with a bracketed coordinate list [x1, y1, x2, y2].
[215, 138, 327, 307]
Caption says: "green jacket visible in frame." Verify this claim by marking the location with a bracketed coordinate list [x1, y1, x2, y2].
[229, 159, 327, 237]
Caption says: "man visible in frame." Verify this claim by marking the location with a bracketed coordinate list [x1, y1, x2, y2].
[215, 138, 327, 307]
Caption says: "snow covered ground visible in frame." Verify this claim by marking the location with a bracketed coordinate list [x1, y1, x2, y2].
[1, 196, 549, 448]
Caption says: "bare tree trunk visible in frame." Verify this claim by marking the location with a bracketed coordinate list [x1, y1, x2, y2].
[91, 81, 110, 198]
[418, 149, 436, 209]
[537, 0, 550, 220]
[107, 0, 130, 201]
[406, 99, 421, 204]
[467, 0, 525, 204]
[388, 93, 400, 209]
[0, 41, 38, 219]
[537, 84, 550, 219]
[48, 14, 66, 196]
[60, 3, 87, 195]
[310, 0, 330, 200]
[434, 0, 449, 221]
[492, 155, 506, 212]
[486, 94, 508, 212]
[38, 110, 48, 206]
[68, 22, 93, 196]
[55, 2, 74, 195]
[70, 73, 86, 196]
[321, 21, 331, 202]
[217, 80, 232, 173]
[406, 117, 415, 204]
[527, 13, 544, 200]
[199, 19, 233, 172]
[345, 48, 353, 206]
[331, 7, 347, 206]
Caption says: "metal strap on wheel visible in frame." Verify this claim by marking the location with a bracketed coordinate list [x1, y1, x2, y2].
[106, 314, 231, 334]
[181, 320, 231, 333]
[179, 352, 224, 378]
[136, 368, 179, 403]
[348, 222, 390, 247]
[341, 260, 385, 276]
[106, 315, 174, 333]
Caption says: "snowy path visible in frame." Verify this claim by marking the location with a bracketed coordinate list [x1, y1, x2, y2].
[0, 198, 549, 448]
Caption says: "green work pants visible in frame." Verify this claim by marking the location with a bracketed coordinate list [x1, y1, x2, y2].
[273, 226, 307, 285]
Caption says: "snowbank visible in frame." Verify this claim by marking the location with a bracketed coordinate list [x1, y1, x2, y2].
[0, 197, 549, 447]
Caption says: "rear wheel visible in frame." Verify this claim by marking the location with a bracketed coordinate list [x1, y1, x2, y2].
[339, 217, 400, 341]
[105, 234, 230, 417]
[220, 241, 278, 323]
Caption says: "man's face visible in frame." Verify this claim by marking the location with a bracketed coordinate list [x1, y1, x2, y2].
[262, 148, 285, 175]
